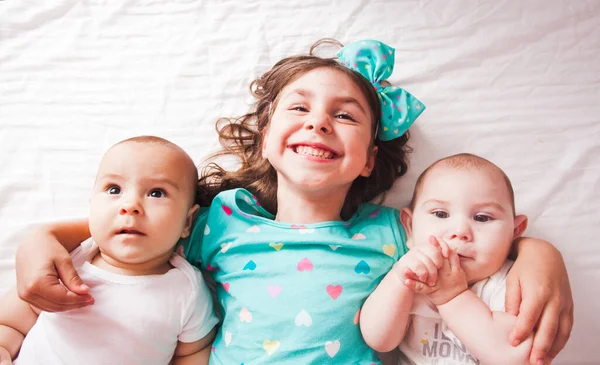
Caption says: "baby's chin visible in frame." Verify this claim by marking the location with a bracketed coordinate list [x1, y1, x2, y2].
[464, 265, 500, 284]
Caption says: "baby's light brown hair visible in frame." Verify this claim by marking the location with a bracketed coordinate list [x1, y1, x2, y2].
[408, 153, 516, 216]
[112, 136, 199, 206]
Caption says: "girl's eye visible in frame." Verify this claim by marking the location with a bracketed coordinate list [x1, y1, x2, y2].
[149, 189, 166, 198]
[107, 186, 121, 195]
[290, 105, 308, 112]
[474, 214, 492, 223]
[433, 211, 448, 219]
[335, 113, 356, 122]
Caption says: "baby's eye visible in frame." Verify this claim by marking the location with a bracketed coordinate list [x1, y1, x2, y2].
[474, 214, 492, 223]
[433, 211, 448, 219]
[107, 186, 121, 195]
[149, 189, 167, 198]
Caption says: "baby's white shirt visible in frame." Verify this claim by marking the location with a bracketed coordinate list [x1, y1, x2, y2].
[15, 238, 218, 365]
[398, 260, 513, 365]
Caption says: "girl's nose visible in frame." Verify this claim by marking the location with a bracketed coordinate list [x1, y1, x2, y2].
[305, 113, 333, 134]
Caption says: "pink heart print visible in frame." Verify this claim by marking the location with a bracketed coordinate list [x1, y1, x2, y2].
[326, 285, 343, 300]
[368, 209, 380, 218]
[297, 258, 313, 272]
[222, 204, 233, 216]
[267, 285, 282, 298]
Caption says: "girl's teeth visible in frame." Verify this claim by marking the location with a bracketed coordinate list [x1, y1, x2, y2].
[296, 146, 333, 159]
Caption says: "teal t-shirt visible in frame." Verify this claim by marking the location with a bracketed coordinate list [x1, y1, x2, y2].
[183, 188, 407, 364]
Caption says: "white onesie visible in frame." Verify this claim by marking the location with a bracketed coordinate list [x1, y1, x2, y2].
[15, 238, 218, 365]
[399, 261, 513, 365]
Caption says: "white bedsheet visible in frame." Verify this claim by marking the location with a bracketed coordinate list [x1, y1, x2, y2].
[1, 1, 598, 363]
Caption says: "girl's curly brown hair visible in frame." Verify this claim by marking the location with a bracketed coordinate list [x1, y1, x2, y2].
[198, 39, 412, 219]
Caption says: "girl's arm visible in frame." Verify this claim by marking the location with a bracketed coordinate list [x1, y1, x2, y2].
[506, 238, 573, 364]
[0, 288, 40, 360]
[15, 219, 94, 312]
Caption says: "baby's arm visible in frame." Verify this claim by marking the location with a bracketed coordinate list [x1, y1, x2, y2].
[360, 264, 414, 352]
[360, 241, 444, 352]
[171, 328, 215, 365]
[0, 288, 40, 362]
[16, 219, 93, 312]
[427, 252, 532, 365]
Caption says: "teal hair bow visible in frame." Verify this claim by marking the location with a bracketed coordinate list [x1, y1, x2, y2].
[337, 40, 425, 141]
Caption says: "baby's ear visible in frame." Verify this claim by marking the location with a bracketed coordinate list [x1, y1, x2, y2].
[400, 207, 414, 240]
[181, 204, 200, 238]
[513, 214, 528, 239]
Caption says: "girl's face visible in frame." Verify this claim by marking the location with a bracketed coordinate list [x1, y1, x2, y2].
[262, 67, 377, 196]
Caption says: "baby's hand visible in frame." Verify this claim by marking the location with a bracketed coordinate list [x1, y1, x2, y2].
[0, 347, 12, 365]
[394, 237, 444, 287]
[408, 250, 468, 305]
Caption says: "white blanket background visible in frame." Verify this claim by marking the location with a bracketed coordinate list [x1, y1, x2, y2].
[1, 1, 598, 363]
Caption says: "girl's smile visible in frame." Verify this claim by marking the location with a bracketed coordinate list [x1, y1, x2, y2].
[263, 67, 376, 196]
[289, 143, 339, 160]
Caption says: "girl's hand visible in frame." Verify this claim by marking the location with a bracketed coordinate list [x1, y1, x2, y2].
[505, 238, 573, 365]
[407, 250, 468, 306]
[394, 238, 444, 287]
[15, 225, 94, 312]
[0, 347, 12, 365]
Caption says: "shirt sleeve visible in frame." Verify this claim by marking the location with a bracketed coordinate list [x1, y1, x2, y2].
[178, 265, 220, 343]
[182, 190, 238, 271]
[390, 208, 409, 259]
[181, 206, 210, 268]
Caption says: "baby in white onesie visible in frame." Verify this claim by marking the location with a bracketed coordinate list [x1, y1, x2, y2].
[0, 136, 218, 365]
[376, 153, 534, 365]
[397, 154, 533, 365]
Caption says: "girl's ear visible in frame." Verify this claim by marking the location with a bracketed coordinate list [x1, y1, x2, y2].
[261, 103, 274, 159]
[261, 129, 270, 159]
[400, 207, 414, 239]
[360, 146, 378, 177]
[513, 214, 528, 239]
[181, 204, 200, 238]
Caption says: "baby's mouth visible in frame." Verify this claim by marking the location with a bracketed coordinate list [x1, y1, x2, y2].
[291, 145, 337, 159]
[118, 229, 145, 235]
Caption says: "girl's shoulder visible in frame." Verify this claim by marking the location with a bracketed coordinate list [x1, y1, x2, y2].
[183, 188, 267, 268]
[355, 202, 399, 215]
[353, 203, 407, 257]
[210, 188, 274, 219]
[353, 202, 401, 226]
